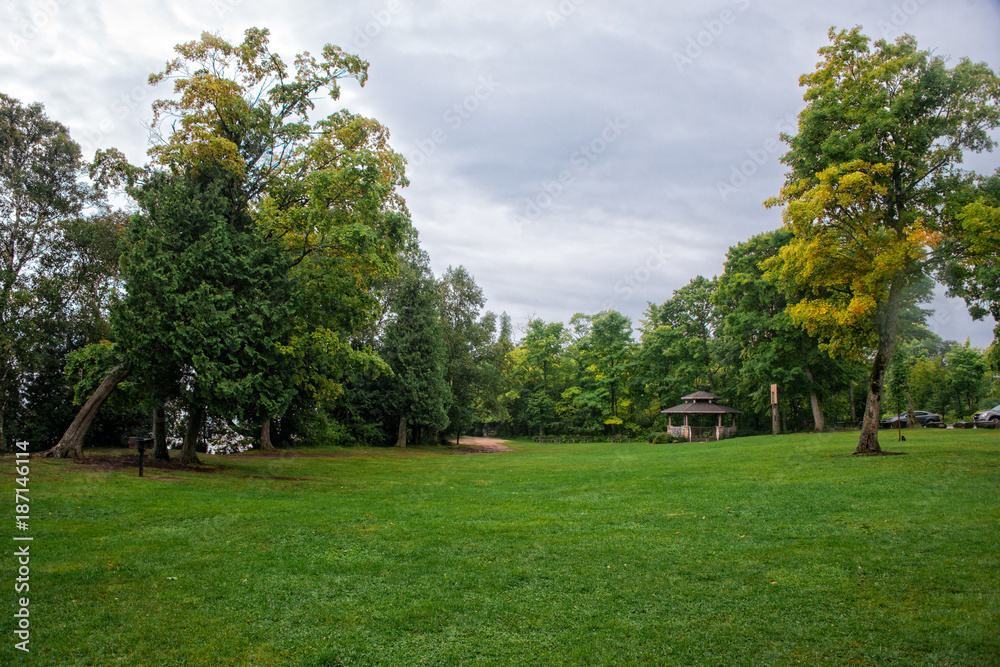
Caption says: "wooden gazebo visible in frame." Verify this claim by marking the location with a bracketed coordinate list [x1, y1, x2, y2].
[661, 391, 741, 442]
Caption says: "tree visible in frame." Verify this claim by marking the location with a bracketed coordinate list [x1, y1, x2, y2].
[470, 311, 515, 431]
[147, 28, 368, 210]
[148, 29, 411, 453]
[585, 310, 636, 433]
[438, 266, 492, 443]
[516, 319, 570, 434]
[0, 93, 130, 452]
[763, 27, 1000, 454]
[937, 169, 1000, 357]
[380, 254, 450, 447]
[715, 230, 851, 432]
[112, 172, 295, 464]
[644, 277, 724, 394]
[50, 28, 411, 458]
[944, 341, 989, 417]
[564, 311, 636, 435]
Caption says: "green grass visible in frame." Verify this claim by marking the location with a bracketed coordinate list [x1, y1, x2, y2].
[3, 430, 999, 665]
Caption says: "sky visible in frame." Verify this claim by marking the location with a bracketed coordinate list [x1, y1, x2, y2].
[3, 0, 999, 347]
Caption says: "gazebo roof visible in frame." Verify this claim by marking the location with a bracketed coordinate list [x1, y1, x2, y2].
[661, 391, 742, 415]
[681, 391, 721, 401]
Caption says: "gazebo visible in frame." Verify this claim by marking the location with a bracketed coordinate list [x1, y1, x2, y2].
[661, 391, 741, 442]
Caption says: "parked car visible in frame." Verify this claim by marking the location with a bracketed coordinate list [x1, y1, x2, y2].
[879, 411, 943, 428]
[973, 405, 1000, 423]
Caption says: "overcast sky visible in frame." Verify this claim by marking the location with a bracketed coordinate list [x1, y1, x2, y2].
[3, 0, 999, 346]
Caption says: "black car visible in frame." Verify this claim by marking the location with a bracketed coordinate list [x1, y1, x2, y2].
[973, 405, 1000, 424]
[879, 411, 943, 428]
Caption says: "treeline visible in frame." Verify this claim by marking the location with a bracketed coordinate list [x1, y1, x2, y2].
[3, 27, 999, 457]
[496, 229, 996, 440]
[0, 29, 514, 457]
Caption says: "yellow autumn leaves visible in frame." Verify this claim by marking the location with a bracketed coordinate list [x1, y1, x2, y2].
[762, 160, 937, 359]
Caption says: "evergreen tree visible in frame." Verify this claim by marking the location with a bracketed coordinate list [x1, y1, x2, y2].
[381, 255, 451, 447]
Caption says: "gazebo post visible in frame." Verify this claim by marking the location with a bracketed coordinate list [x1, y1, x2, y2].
[717, 414, 722, 440]
[684, 414, 690, 442]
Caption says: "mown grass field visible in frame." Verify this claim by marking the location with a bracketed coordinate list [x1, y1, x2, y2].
[3, 430, 999, 666]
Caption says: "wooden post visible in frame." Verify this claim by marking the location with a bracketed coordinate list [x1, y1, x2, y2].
[850, 381, 856, 427]
[771, 384, 780, 436]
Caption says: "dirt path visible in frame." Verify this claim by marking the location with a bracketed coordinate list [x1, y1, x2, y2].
[450, 436, 515, 454]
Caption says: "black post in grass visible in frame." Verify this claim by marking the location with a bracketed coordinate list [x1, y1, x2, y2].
[129, 437, 153, 477]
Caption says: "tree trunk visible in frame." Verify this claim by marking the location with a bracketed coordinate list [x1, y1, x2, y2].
[803, 364, 825, 432]
[179, 405, 205, 465]
[152, 402, 170, 460]
[259, 419, 275, 451]
[905, 393, 918, 429]
[43, 365, 127, 459]
[0, 404, 6, 452]
[849, 381, 856, 427]
[395, 415, 407, 448]
[854, 279, 904, 455]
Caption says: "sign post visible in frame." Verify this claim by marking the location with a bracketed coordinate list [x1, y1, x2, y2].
[770, 384, 780, 436]
[128, 437, 153, 477]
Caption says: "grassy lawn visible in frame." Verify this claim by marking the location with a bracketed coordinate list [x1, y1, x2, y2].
[3, 430, 999, 665]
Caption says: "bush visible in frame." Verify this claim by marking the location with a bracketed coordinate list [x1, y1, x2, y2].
[648, 431, 680, 444]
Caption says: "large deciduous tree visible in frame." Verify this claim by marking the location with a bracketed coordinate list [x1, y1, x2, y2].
[51, 28, 411, 459]
[0, 93, 128, 453]
[147, 29, 410, 454]
[763, 27, 1000, 454]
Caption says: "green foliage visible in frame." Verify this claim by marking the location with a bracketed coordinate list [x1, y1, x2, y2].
[0, 92, 131, 448]
[113, 172, 296, 426]
[381, 255, 452, 440]
[439, 266, 497, 438]
[117, 27, 414, 452]
[714, 230, 856, 431]
[148, 27, 369, 200]
[938, 169, 1000, 350]
[763, 27, 1000, 450]
[644, 277, 724, 394]
[647, 431, 681, 444]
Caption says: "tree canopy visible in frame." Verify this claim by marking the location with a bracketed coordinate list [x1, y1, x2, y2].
[763, 27, 1000, 454]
